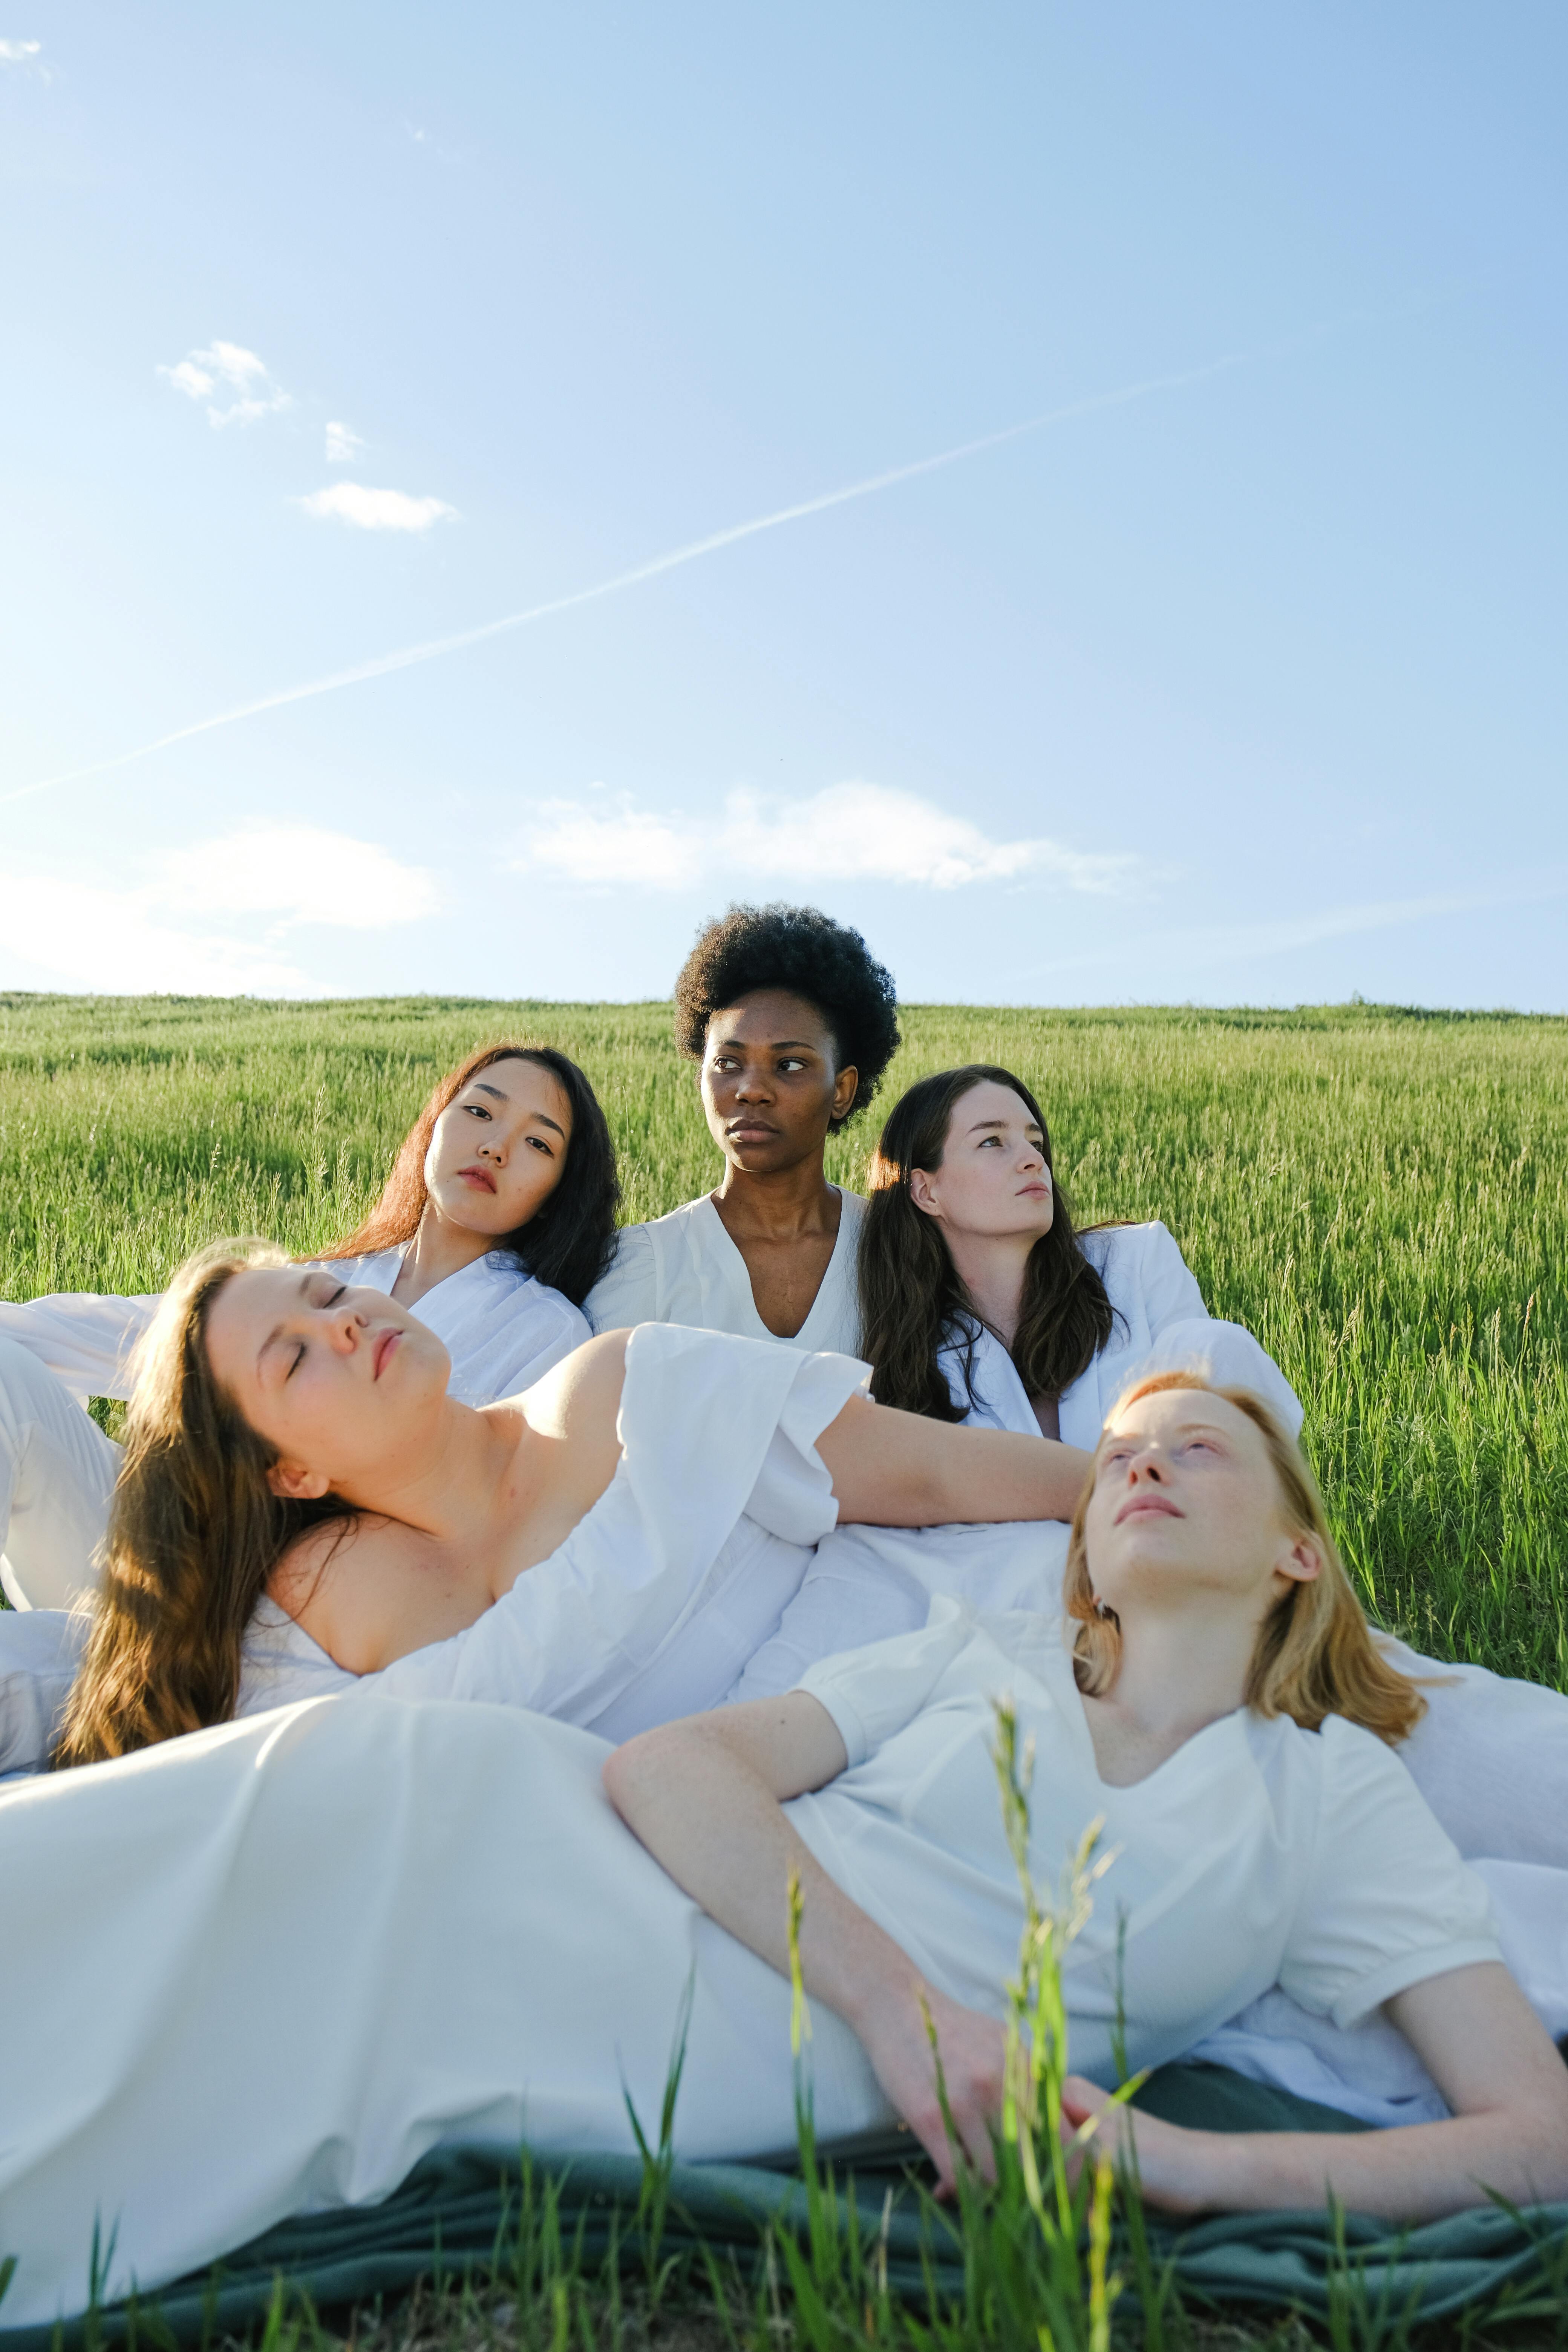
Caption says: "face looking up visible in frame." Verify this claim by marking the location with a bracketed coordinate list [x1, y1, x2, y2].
[1083, 1386, 1321, 1628]
[204, 1266, 452, 1502]
[423, 1056, 573, 1239]
[907, 1080, 1055, 1243]
[700, 990, 859, 1176]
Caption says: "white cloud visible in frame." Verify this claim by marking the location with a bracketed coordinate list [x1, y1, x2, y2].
[158, 340, 292, 427]
[295, 481, 457, 532]
[154, 823, 445, 927]
[0, 825, 444, 996]
[0, 37, 41, 62]
[513, 781, 1140, 896]
[325, 419, 364, 464]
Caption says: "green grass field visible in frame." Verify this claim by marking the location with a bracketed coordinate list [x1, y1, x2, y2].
[3, 987, 1568, 2345]
[3, 989, 1563, 1687]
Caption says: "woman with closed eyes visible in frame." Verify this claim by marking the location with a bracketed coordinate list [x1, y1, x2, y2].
[0, 1043, 616, 1762]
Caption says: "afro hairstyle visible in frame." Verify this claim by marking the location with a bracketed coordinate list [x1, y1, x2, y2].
[674, 902, 901, 1129]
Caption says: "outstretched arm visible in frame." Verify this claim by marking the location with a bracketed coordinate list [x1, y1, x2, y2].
[604, 1698, 1007, 2189]
[1064, 1963, 1568, 2222]
[816, 1394, 1092, 1527]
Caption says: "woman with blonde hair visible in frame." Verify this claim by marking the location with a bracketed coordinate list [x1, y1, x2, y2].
[3, 1370, 1562, 2328]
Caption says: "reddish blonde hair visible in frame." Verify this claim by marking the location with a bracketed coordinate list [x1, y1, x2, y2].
[1064, 1370, 1425, 1746]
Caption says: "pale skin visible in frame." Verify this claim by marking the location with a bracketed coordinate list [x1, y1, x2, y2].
[701, 988, 860, 1340]
[605, 1386, 1568, 2218]
[202, 1268, 1095, 1676]
[908, 1078, 1062, 1440]
[390, 1057, 573, 1310]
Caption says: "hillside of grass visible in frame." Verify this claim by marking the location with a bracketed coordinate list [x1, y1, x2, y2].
[2, 989, 1563, 1684]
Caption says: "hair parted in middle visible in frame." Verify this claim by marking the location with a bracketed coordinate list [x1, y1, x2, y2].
[52, 1239, 358, 1772]
[1064, 1368, 1426, 1747]
[672, 902, 900, 1129]
[322, 1041, 620, 1307]
[858, 1063, 1119, 1421]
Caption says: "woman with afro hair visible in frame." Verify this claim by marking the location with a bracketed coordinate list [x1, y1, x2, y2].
[586, 904, 899, 1354]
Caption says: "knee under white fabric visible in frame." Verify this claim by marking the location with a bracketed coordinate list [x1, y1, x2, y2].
[0, 1693, 888, 2328]
[0, 1337, 121, 1611]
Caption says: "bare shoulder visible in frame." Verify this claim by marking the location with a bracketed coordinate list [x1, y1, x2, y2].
[512, 1326, 631, 1443]
[268, 1510, 428, 1675]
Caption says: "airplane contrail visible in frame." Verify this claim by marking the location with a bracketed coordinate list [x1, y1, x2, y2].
[2, 329, 1344, 808]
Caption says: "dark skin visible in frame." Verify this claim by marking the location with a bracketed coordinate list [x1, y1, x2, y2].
[701, 988, 859, 1340]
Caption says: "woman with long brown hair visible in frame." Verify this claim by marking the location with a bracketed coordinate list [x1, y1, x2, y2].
[858, 1063, 1301, 1445]
[0, 1041, 616, 1623]
[50, 1240, 1096, 1766]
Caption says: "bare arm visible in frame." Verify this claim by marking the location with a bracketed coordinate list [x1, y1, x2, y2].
[604, 1699, 1007, 2188]
[816, 1394, 1092, 1527]
[1064, 1963, 1568, 2221]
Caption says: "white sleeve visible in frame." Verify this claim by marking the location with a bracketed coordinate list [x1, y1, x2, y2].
[794, 1597, 975, 1768]
[1279, 1717, 1503, 2029]
[1136, 1315, 1304, 1441]
[582, 1228, 658, 1334]
[371, 1326, 857, 1725]
[501, 1294, 591, 1392]
[1125, 1222, 1208, 1333]
[0, 1293, 161, 1403]
[1110, 1227, 1303, 1440]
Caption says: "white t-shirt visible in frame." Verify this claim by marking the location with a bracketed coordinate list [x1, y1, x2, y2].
[584, 1190, 865, 1358]
[787, 1601, 1500, 2088]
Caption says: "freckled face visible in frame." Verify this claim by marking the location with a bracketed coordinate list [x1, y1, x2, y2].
[908, 1081, 1054, 1242]
[1084, 1388, 1311, 1621]
[423, 1057, 573, 1237]
[700, 990, 858, 1175]
[204, 1265, 451, 1495]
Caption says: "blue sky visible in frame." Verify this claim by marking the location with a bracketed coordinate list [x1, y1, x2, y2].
[3, 5, 1564, 1008]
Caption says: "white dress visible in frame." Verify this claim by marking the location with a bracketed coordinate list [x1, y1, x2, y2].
[0, 1253, 590, 1765]
[584, 1189, 865, 1357]
[0, 1596, 1498, 2332]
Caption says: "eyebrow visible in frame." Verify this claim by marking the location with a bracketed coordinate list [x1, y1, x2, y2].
[714, 1036, 819, 1054]
[466, 1082, 567, 1139]
[965, 1117, 1043, 1136]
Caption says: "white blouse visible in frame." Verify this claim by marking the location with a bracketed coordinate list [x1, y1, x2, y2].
[584, 1190, 865, 1358]
[0, 1248, 588, 1412]
[791, 1601, 1501, 2087]
[936, 1222, 1303, 1447]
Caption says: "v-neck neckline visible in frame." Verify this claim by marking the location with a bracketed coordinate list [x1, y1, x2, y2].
[1044, 1639, 1246, 1796]
[701, 1187, 848, 1344]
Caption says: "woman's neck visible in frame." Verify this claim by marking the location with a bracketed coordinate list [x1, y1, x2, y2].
[1082, 1599, 1261, 1788]
[338, 1391, 521, 1548]
[392, 1207, 499, 1308]
[941, 1227, 1035, 1352]
[711, 1151, 839, 1240]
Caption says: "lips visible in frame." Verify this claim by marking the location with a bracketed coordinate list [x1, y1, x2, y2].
[1115, 1495, 1181, 1525]
[457, 1165, 498, 1193]
[726, 1122, 778, 1141]
[372, 1329, 402, 1379]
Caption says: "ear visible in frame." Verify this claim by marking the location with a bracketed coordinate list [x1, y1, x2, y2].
[266, 1459, 332, 1503]
[1273, 1531, 1323, 1587]
[830, 1062, 859, 1121]
[908, 1167, 943, 1220]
